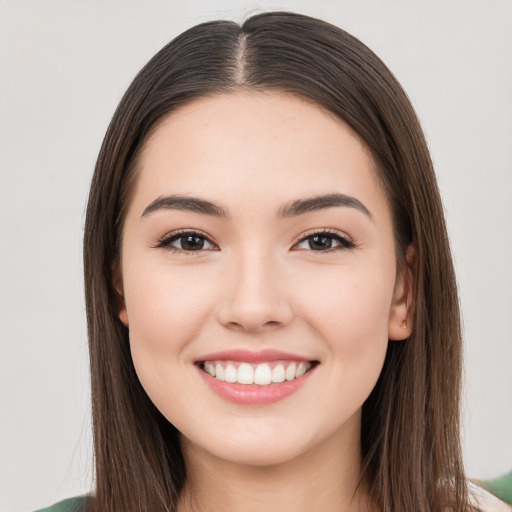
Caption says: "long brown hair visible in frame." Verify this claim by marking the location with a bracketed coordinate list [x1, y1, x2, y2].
[84, 11, 470, 511]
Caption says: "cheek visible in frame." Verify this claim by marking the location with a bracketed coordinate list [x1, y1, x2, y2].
[122, 260, 217, 390]
[122, 261, 221, 422]
[296, 262, 393, 365]
[124, 261, 212, 340]
[292, 265, 392, 425]
[302, 259, 393, 317]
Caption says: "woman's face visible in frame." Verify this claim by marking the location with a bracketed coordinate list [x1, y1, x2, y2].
[118, 91, 412, 467]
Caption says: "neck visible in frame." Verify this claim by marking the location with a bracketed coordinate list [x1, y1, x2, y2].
[178, 417, 375, 512]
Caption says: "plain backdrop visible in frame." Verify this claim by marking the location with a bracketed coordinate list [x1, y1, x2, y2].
[1, 1, 511, 511]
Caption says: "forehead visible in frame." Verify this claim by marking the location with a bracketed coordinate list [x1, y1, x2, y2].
[130, 91, 389, 221]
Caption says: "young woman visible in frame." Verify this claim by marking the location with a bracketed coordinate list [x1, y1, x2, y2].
[37, 11, 510, 512]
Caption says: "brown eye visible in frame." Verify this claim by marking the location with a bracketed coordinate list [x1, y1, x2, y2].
[309, 234, 334, 250]
[294, 231, 355, 252]
[156, 231, 217, 253]
[180, 235, 205, 251]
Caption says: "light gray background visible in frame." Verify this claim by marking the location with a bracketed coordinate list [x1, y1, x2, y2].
[1, 1, 511, 511]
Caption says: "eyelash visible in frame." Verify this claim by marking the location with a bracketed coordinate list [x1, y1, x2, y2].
[154, 228, 355, 255]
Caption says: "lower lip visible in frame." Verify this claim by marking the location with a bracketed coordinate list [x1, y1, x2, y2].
[197, 365, 316, 405]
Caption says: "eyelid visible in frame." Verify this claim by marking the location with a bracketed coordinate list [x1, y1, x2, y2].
[154, 229, 219, 253]
[291, 228, 354, 248]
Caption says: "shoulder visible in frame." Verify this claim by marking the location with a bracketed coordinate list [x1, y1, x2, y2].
[468, 482, 512, 512]
[34, 495, 90, 512]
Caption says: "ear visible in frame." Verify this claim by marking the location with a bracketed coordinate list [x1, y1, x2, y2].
[112, 263, 129, 327]
[388, 245, 416, 341]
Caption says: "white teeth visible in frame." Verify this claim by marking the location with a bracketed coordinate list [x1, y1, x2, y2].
[215, 364, 224, 381]
[237, 363, 254, 384]
[206, 362, 216, 376]
[204, 360, 313, 385]
[285, 362, 296, 381]
[224, 364, 237, 383]
[254, 364, 272, 385]
[272, 364, 285, 383]
[296, 362, 307, 377]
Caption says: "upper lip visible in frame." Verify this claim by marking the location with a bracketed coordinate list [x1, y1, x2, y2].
[196, 349, 315, 363]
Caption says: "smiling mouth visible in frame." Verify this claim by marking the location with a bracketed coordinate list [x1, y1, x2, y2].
[199, 360, 318, 386]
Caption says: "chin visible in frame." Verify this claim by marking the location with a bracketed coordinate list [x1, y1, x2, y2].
[179, 420, 318, 468]
[179, 413, 351, 471]
[202, 441, 308, 468]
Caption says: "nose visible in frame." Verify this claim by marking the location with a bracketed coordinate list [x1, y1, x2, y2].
[215, 250, 293, 333]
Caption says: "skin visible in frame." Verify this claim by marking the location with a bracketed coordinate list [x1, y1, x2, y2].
[117, 91, 414, 512]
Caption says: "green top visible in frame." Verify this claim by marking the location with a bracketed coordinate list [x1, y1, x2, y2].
[35, 496, 89, 512]
[35, 472, 512, 511]
[480, 470, 512, 506]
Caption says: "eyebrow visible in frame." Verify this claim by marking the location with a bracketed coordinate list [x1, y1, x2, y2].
[277, 193, 372, 220]
[141, 193, 372, 220]
[142, 195, 228, 218]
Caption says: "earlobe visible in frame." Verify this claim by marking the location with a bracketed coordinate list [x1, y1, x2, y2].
[388, 245, 416, 341]
[113, 265, 129, 327]
[118, 306, 129, 327]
